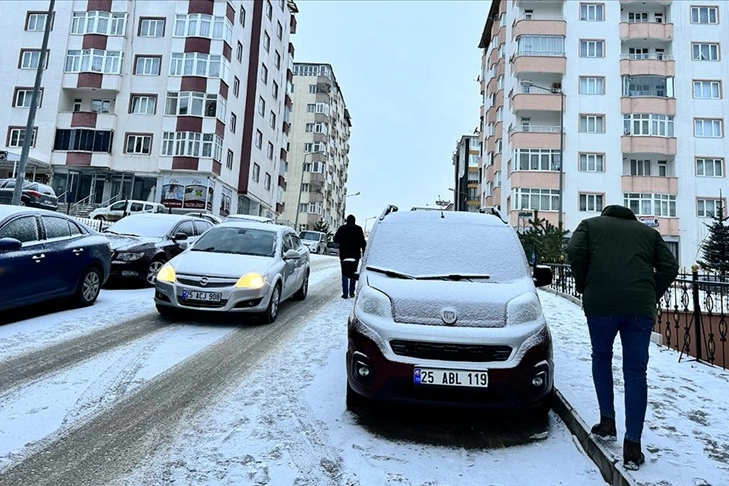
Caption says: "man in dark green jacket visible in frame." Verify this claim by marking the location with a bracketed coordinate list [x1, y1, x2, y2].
[566, 205, 678, 471]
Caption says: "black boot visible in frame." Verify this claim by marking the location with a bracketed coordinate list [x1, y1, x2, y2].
[590, 416, 617, 442]
[623, 439, 645, 470]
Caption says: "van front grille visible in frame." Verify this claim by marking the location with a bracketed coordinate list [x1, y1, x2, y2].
[389, 340, 512, 362]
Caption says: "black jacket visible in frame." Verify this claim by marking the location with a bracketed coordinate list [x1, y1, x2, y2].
[333, 222, 366, 260]
[566, 205, 678, 319]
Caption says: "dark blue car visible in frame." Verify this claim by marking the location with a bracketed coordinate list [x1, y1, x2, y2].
[0, 205, 112, 313]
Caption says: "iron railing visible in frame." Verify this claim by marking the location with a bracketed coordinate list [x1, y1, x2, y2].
[544, 263, 728, 370]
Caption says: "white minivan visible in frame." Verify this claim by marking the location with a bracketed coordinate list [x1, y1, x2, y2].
[299, 230, 327, 254]
[89, 200, 167, 222]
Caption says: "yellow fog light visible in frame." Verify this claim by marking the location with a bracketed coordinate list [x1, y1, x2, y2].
[235, 273, 265, 289]
[156, 264, 176, 283]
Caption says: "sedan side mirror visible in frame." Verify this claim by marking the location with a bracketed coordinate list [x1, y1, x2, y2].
[284, 249, 300, 260]
[173, 233, 188, 241]
[533, 265, 553, 287]
[0, 237, 22, 251]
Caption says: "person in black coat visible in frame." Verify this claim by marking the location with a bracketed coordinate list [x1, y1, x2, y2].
[333, 214, 366, 298]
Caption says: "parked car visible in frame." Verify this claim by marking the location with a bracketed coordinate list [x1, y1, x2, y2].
[299, 230, 327, 254]
[346, 206, 554, 416]
[103, 213, 214, 285]
[154, 221, 310, 323]
[325, 241, 340, 256]
[89, 200, 167, 222]
[0, 205, 111, 312]
[222, 214, 274, 224]
[0, 179, 58, 211]
[184, 211, 223, 225]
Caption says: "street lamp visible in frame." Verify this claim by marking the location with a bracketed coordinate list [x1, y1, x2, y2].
[294, 150, 325, 230]
[449, 188, 468, 211]
[364, 215, 377, 233]
[346, 191, 361, 198]
[521, 80, 565, 231]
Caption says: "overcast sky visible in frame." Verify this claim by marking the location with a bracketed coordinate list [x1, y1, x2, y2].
[292, 0, 487, 228]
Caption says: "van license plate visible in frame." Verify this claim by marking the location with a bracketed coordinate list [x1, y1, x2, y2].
[414, 368, 488, 388]
[181, 290, 222, 302]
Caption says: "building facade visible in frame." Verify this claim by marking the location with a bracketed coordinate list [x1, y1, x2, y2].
[1, 0, 298, 219]
[479, 0, 729, 268]
[451, 134, 482, 212]
[281, 62, 352, 231]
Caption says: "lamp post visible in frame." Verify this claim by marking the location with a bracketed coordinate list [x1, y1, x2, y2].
[521, 80, 565, 231]
[294, 150, 324, 230]
[364, 216, 377, 233]
[449, 188, 468, 211]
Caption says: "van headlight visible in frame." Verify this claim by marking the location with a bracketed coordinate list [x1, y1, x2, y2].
[355, 285, 393, 319]
[506, 293, 543, 325]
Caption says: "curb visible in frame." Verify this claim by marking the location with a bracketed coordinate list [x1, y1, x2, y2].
[553, 389, 636, 486]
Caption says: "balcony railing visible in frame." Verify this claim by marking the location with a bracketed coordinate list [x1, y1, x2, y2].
[620, 53, 674, 61]
[516, 50, 565, 57]
[510, 125, 562, 133]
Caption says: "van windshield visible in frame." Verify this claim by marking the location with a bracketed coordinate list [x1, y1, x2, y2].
[300, 231, 322, 241]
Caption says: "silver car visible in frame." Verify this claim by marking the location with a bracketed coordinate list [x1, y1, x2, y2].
[154, 222, 310, 323]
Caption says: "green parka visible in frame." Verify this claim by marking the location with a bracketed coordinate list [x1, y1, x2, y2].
[566, 205, 679, 319]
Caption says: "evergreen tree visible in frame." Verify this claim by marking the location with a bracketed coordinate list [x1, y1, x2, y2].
[698, 199, 729, 275]
[517, 214, 568, 264]
[313, 220, 333, 241]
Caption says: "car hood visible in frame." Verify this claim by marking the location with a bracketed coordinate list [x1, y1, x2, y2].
[170, 251, 276, 278]
[365, 272, 536, 328]
[105, 234, 162, 251]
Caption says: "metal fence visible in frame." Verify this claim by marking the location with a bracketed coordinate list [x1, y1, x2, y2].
[544, 263, 729, 371]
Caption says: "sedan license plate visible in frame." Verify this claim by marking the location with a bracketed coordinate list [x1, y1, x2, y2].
[181, 290, 222, 302]
[414, 368, 488, 388]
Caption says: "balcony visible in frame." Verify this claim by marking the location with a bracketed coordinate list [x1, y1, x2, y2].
[57, 111, 118, 131]
[621, 97, 676, 116]
[513, 18, 566, 39]
[621, 136, 676, 155]
[513, 54, 566, 75]
[620, 54, 675, 77]
[620, 22, 673, 41]
[620, 0, 671, 4]
[621, 175, 677, 194]
[512, 91, 564, 113]
[61, 72, 122, 91]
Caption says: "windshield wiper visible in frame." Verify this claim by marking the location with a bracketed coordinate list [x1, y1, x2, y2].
[103, 230, 139, 237]
[192, 247, 216, 252]
[416, 274, 490, 282]
[366, 266, 415, 280]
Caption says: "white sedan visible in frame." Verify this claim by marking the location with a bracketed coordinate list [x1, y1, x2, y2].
[154, 221, 310, 323]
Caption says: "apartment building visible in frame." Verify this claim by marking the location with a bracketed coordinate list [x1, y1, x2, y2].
[0, 0, 298, 219]
[451, 134, 482, 211]
[281, 62, 352, 231]
[479, 0, 729, 268]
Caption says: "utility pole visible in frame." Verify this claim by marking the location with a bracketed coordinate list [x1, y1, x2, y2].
[12, 0, 55, 206]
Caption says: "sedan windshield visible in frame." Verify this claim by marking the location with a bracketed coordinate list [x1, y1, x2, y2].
[192, 227, 277, 257]
[300, 231, 320, 241]
[104, 217, 175, 238]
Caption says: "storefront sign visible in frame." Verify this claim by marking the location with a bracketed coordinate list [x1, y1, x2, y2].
[159, 176, 214, 211]
[639, 216, 659, 227]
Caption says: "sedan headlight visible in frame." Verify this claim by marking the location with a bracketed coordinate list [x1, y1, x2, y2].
[156, 263, 176, 283]
[115, 252, 144, 261]
[355, 285, 393, 319]
[235, 273, 266, 289]
[506, 292, 543, 325]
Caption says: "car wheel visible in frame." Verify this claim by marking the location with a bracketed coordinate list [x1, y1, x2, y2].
[19, 199, 27, 206]
[292, 269, 309, 300]
[73, 266, 102, 307]
[346, 381, 370, 413]
[146, 258, 167, 286]
[261, 283, 281, 323]
[94, 216, 106, 221]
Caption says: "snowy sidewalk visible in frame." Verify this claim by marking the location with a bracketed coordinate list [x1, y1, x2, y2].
[540, 289, 729, 486]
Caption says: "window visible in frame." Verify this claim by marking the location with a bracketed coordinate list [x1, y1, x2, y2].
[309, 84, 318, 94]
[125, 134, 152, 154]
[261, 63, 268, 84]
[514, 149, 561, 171]
[580, 3, 604, 21]
[580, 40, 605, 58]
[237, 42, 243, 62]
[264, 173, 271, 191]
[691, 6, 718, 24]
[253, 163, 260, 182]
[692, 43, 720, 61]
[696, 158, 723, 177]
[579, 153, 605, 172]
[53, 129, 112, 152]
[134, 56, 160, 75]
[26, 12, 49, 32]
[623, 114, 674, 136]
[693, 80, 722, 99]
[255, 130, 263, 148]
[698, 199, 724, 218]
[266, 1, 273, 20]
[230, 113, 237, 133]
[71, 11, 127, 36]
[267, 142, 274, 159]
[263, 31, 270, 52]
[258, 97, 265, 116]
[274, 51, 281, 69]
[7, 127, 37, 147]
[269, 111, 276, 129]
[623, 75, 672, 97]
[630, 159, 651, 176]
[233, 76, 240, 97]
[276, 21, 283, 40]
[169, 53, 230, 79]
[579, 115, 605, 133]
[165, 92, 225, 119]
[20, 49, 47, 69]
[43, 216, 79, 240]
[628, 12, 649, 23]
[514, 188, 560, 211]
[129, 95, 156, 115]
[694, 118, 723, 138]
[91, 99, 111, 113]
[272, 81, 279, 99]
[0, 216, 39, 243]
[516, 35, 565, 56]
[239, 6, 246, 26]
[658, 160, 668, 177]
[173, 14, 232, 43]
[139, 18, 165, 37]
[628, 47, 649, 60]
[226, 149, 234, 169]
[579, 193, 604, 212]
[624, 193, 676, 217]
[65, 49, 122, 74]
[161, 132, 223, 160]
[579, 76, 605, 95]
[13, 88, 42, 108]
[305, 123, 314, 132]
[73, 99, 82, 112]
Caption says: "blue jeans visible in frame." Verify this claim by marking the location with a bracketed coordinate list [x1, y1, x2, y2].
[341, 276, 356, 296]
[341, 258, 358, 296]
[586, 315, 654, 442]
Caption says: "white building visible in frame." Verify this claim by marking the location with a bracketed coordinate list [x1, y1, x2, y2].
[281, 62, 352, 231]
[0, 0, 298, 219]
[479, 0, 729, 268]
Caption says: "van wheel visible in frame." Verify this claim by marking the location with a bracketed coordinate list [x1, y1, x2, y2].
[346, 382, 369, 413]
[261, 283, 281, 323]
[292, 270, 309, 300]
[146, 258, 167, 286]
[73, 267, 102, 307]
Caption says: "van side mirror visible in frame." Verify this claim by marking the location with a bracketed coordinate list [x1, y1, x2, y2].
[533, 265, 553, 287]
